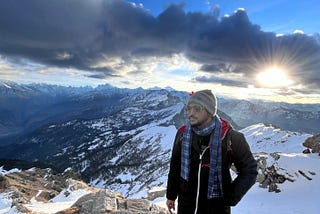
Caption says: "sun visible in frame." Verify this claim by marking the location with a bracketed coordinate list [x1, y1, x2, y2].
[256, 67, 293, 88]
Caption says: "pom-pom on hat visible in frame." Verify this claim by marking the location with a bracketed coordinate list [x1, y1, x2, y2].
[187, 89, 217, 116]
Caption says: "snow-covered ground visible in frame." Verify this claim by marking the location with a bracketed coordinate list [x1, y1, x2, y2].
[233, 153, 320, 214]
[24, 188, 91, 213]
[152, 153, 320, 214]
[153, 124, 320, 213]
[0, 169, 91, 214]
[1, 123, 319, 213]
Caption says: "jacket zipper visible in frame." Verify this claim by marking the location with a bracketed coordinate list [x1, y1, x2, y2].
[194, 146, 210, 214]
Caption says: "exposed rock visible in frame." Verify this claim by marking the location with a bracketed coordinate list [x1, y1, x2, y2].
[4, 168, 65, 213]
[1, 167, 92, 213]
[255, 152, 317, 193]
[35, 190, 56, 202]
[1, 167, 168, 214]
[56, 206, 81, 214]
[302, 148, 311, 154]
[270, 152, 280, 160]
[59, 189, 169, 214]
[303, 134, 320, 154]
[255, 154, 287, 193]
[298, 170, 312, 181]
[147, 186, 166, 201]
[0, 174, 9, 190]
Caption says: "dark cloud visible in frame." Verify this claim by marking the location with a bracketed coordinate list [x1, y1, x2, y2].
[195, 75, 249, 88]
[292, 87, 320, 95]
[200, 63, 239, 73]
[0, 0, 319, 90]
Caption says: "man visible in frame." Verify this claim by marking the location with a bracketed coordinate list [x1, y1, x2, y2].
[166, 90, 257, 214]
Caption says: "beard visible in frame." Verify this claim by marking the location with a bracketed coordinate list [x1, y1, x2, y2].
[188, 114, 213, 129]
[189, 116, 205, 127]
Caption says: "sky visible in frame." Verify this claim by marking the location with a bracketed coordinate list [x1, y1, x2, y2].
[0, 0, 319, 103]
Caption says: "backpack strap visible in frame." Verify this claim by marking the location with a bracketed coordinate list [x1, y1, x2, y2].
[220, 119, 233, 152]
[178, 125, 186, 134]
[178, 125, 186, 142]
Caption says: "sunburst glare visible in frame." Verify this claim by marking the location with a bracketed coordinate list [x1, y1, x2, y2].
[257, 67, 293, 88]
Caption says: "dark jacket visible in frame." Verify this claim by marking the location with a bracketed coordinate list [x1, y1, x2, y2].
[166, 119, 257, 214]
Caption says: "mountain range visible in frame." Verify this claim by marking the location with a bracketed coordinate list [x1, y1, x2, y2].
[0, 80, 319, 213]
[1, 80, 319, 142]
[1, 121, 319, 213]
[0, 80, 319, 194]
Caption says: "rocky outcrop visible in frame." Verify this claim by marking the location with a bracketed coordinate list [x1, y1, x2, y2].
[303, 134, 320, 154]
[1, 167, 169, 214]
[255, 153, 289, 193]
[59, 189, 168, 214]
[0, 167, 92, 213]
[1, 169, 59, 212]
[255, 152, 317, 193]
[147, 186, 166, 201]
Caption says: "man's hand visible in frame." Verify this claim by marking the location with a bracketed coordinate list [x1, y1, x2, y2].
[166, 199, 176, 214]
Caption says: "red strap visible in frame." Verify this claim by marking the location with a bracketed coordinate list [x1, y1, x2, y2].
[178, 125, 186, 134]
[221, 118, 230, 140]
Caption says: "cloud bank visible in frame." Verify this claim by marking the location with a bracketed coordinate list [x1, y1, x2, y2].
[0, 0, 319, 92]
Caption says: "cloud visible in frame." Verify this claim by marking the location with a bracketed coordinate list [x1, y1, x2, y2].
[195, 75, 249, 87]
[0, 0, 319, 92]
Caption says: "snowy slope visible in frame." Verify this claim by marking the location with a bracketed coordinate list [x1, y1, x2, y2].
[234, 124, 319, 213]
[154, 123, 320, 213]
[24, 186, 91, 213]
[233, 153, 320, 214]
[1, 123, 319, 213]
[242, 123, 312, 153]
[88, 103, 182, 197]
[0, 169, 91, 214]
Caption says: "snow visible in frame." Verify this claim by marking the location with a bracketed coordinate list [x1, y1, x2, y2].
[0, 166, 21, 175]
[242, 123, 312, 153]
[1, 123, 319, 213]
[0, 193, 20, 214]
[149, 186, 166, 193]
[2, 83, 12, 89]
[24, 186, 91, 213]
[153, 152, 320, 214]
[0, 170, 91, 214]
[132, 124, 176, 151]
[232, 153, 320, 214]
[117, 171, 135, 181]
[154, 124, 320, 214]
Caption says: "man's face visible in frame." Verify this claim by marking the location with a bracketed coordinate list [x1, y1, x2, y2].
[185, 102, 212, 129]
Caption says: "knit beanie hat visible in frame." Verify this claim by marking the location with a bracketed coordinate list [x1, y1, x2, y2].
[188, 90, 217, 116]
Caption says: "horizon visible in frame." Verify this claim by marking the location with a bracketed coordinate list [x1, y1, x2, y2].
[2, 79, 320, 105]
[0, 0, 319, 104]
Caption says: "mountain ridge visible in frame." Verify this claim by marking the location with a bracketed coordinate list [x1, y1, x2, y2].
[1, 80, 319, 142]
[1, 122, 319, 213]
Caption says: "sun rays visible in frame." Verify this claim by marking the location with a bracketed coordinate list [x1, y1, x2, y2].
[256, 66, 293, 88]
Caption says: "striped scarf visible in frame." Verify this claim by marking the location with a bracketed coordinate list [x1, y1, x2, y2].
[181, 116, 223, 198]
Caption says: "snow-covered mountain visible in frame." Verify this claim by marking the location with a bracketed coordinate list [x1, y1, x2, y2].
[219, 98, 320, 134]
[0, 80, 143, 140]
[0, 89, 184, 196]
[234, 124, 320, 214]
[0, 82, 319, 192]
[1, 80, 319, 143]
[242, 123, 313, 153]
[1, 123, 319, 213]
[0, 81, 319, 213]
